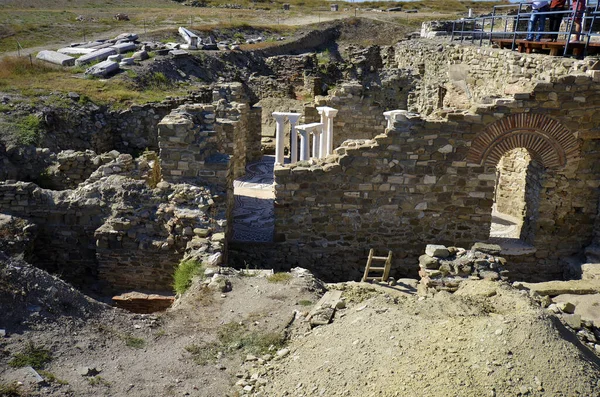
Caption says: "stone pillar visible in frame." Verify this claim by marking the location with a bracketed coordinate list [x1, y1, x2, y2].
[317, 107, 328, 157]
[286, 113, 301, 164]
[383, 111, 394, 130]
[312, 128, 322, 158]
[323, 107, 338, 156]
[273, 112, 287, 166]
[298, 128, 310, 161]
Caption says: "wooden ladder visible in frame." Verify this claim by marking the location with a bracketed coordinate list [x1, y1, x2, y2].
[361, 249, 392, 282]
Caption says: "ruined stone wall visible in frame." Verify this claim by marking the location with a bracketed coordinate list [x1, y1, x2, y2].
[0, 181, 106, 283]
[312, 78, 411, 150]
[268, 72, 600, 282]
[394, 40, 595, 116]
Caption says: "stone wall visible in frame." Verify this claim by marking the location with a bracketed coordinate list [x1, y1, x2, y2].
[393, 40, 596, 116]
[269, 70, 600, 282]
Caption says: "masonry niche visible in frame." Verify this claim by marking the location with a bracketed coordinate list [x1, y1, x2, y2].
[491, 148, 544, 245]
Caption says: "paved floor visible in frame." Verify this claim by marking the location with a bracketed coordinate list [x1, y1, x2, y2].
[489, 209, 536, 255]
[232, 156, 276, 242]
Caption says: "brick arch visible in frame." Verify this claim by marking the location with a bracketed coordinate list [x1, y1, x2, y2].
[467, 114, 580, 169]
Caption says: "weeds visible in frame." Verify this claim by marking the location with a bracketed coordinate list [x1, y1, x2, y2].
[267, 272, 292, 283]
[218, 322, 285, 355]
[298, 299, 313, 306]
[185, 343, 221, 365]
[123, 334, 145, 349]
[8, 342, 52, 370]
[173, 259, 205, 295]
[88, 376, 110, 386]
[0, 382, 23, 397]
[39, 370, 69, 385]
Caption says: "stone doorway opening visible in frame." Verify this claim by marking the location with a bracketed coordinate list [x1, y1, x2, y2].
[489, 148, 544, 251]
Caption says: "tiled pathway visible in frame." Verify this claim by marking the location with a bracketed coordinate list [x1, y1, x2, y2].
[232, 156, 276, 242]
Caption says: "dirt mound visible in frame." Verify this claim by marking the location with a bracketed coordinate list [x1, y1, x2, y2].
[261, 280, 600, 396]
[0, 254, 112, 332]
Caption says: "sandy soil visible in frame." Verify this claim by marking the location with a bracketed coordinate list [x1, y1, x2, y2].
[1, 257, 599, 397]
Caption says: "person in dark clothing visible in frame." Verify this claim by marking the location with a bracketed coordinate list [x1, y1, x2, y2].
[549, 0, 570, 41]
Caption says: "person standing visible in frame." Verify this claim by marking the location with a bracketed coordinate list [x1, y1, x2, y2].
[571, 0, 586, 42]
[526, 1, 551, 41]
[549, 0, 570, 41]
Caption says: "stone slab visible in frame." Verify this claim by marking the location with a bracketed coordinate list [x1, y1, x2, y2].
[84, 60, 119, 77]
[582, 263, 600, 280]
[515, 279, 600, 296]
[75, 48, 117, 66]
[36, 50, 76, 66]
[58, 47, 97, 55]
[552, 293, 600, 326]
[110, 42, 137, 54]
[307, 290, 342, 321]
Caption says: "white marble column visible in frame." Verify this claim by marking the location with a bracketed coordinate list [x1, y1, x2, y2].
[316, 107, 328, 157]
[323, 107, 338, 156]
[286, 113, 301, 164]
[298, 128, 310, 161]
[383, 111, 394, 129]
[312, 128, 322, 158]
[272, 112, 287, 165]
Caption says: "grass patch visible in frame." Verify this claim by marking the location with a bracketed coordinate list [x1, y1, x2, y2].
[8, 342, 52, 370]
[87, 376, 110, 386]
[218, 322, 285, 355]
[298, 299, 313, 306]
[185, 343, 222, 365]
[14, 114, 43, 146]
[39, 370, 69, 385]
[123, 334, 146, 349]
[0, 382, 23, 397]
[267, 272, 292, 283]
[173, 259, 205, 295]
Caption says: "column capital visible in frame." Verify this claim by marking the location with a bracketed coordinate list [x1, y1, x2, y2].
[286, 113, 301, 124]
[272, 112, 287, 122]
[323, 107, 338, 118]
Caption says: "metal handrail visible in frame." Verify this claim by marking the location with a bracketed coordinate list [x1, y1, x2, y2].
[447, 1, 600, 58]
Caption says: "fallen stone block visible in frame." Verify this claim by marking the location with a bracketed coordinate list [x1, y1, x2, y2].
[115, 32, 138, 41]
[179, 26, 199, 49]
[425, 244, 450, 258]
[58, 47, 97, 56]
[471, 242, 502, 255]
[582, 263, 600, 280]
[107, 54, 122, 62]
[84, 60, 119, 77]
[76, 48, 118, 66]
[515, 279, 600, 296]
[36, 50, 75, 66]
[132, 50, 149, 61]
[119, 57, 134, 66]
[110, 41, 137, 54]
[169, 49, 189, 58]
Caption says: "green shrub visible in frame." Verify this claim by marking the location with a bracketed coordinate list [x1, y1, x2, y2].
[173, 259, 205, 295]
[15, 114, 42, 145]
[8, 342, 52, 369]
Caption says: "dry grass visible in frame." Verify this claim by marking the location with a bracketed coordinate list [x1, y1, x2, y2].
[0, 56, 188, 106]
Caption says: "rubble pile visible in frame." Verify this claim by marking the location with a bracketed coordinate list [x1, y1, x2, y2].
[418, 242, 508, 293]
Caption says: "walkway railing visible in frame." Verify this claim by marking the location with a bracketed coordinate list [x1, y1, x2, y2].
[450, 0, 600, 57]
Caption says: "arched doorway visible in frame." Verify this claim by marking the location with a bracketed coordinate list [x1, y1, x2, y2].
[490, 148, 544, 245]
[467, 113, 580, 252]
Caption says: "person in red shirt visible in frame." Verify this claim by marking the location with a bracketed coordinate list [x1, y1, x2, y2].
[549, 0, 570, 41]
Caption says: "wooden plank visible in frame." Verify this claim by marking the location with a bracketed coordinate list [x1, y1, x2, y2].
[368, 267, 386, 271]
[307, 290, 343, 323]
